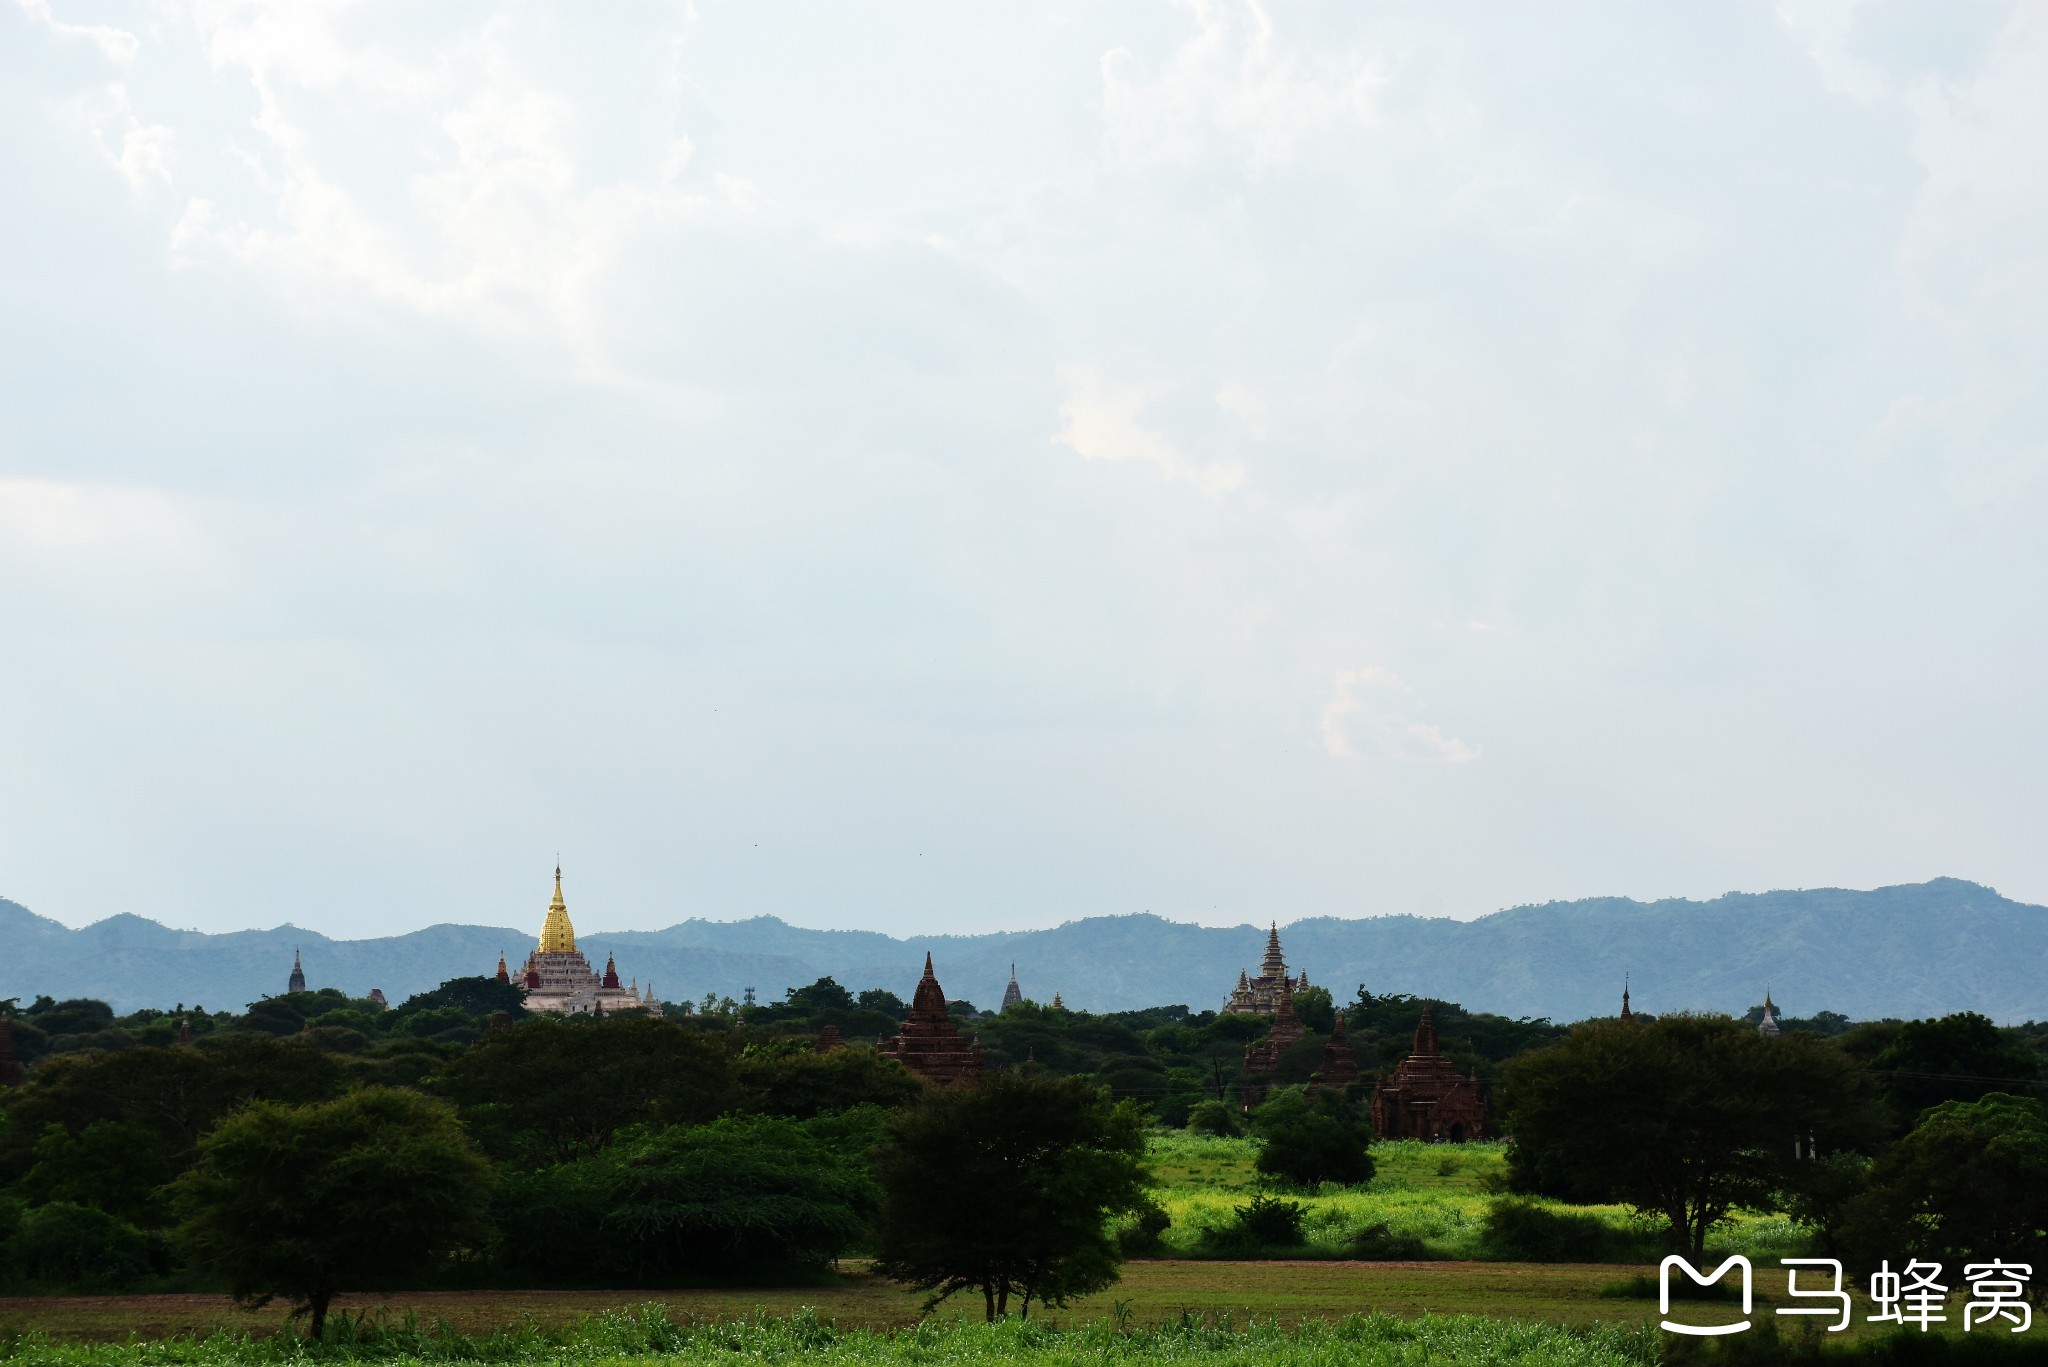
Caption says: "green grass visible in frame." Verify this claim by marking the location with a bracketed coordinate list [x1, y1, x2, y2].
[0, 1302, 1661, 1366]
[1142, 1134, 1808, 1262]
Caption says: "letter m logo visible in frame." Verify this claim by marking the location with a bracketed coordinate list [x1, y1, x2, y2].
[1659, 1254, 1753, 1336]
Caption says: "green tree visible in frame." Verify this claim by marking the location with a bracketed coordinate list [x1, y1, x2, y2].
[171, 1087, 492, 1339]
[494, 1114, 877, 1283]
[872, 1072, 1150, 1320]
[1293, 986, 1336, 1034]
[436, 1015, 738, 1165]
[785, 977, 857, 1012]
[1251, 1086, 1374, 1188]
[858, 988, 908, 1017]
[1499, 1015, 1875, 1258]
[20, 1121, 174, 1227]
[0, 1038, 347, 1188]
[392, 976, 528, 1024]
[1843, 1092, 2048, 1278]
[1867, 1013, 2043, 1130]
[738, 1046, 923, 1118]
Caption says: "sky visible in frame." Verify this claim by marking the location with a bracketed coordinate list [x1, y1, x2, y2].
[3, 0, 2046, 940]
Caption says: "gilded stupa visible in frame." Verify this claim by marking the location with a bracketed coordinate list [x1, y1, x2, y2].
[496, 865, 660, 1017]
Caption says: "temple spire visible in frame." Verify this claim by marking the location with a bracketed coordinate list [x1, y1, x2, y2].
[1412, 1002, 1440, 1056]
[1620, 975, 1632, 1021]
[287, 948, 306, 994]
[538, 865, 577, 953]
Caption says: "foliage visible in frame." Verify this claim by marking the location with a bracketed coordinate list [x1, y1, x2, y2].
[392, 977, 528, 1024]
[737, 1045, 924, 1119]
[0, 1200, 159, 1291]
[172, 1087, 493, 1339]
[1249, 1087, 1374, 1188]
[0, 1036, 350, 1201]
[1863, 1012, 2044, 1131]
[1477, 1197, 1656, 1263]
[1184, 1099, 1243, 1137]
[435, 1015, 739, 1165]
[1841, 1091, 2048, 1278]
[18, 1120, 175, 1227]
[1292, 986, 1336, 1034]
[0, 1304, 1664, 1366]
[1346, 991, 1571, 1081]
[1118, 1197, 1172, 1255]
[1499, 1014, 1877, 1257]
[1223, 1192, 1307, 1249]
[873, 1071, 1151, 1320]
[494, 1114, 879, 1283]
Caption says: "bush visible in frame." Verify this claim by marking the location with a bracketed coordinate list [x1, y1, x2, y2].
[5, 1201, 158, 1290]
[1185, 1100, 1243, 1137]
[496, 1114, 878, 1282]
[1118, 1198, 1171, 1255]
[1477, 1196, 1654, 1263]
[1348, 1221, 1429, 1259]
[1251, 1088, 1373, 1188]
[1204, 1192, 1306, 1251]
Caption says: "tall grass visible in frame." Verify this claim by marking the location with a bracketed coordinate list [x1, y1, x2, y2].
[1142, 1134, 1808, 1262]
[0, 1304, 1661, 1367]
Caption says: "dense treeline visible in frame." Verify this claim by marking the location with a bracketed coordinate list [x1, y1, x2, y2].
[5, 974, 2048, 1326]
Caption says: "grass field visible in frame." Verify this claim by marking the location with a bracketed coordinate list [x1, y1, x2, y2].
[1144, 1134, 1806, 1261]
[0, 1260, 1838, 1341]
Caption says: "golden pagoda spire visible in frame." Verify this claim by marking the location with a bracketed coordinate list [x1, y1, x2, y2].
[538, 863, 577, 954]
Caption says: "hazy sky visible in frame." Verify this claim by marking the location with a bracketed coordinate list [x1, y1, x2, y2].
[4, 0, 2045, 940]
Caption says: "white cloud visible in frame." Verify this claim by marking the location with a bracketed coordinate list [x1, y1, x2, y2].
[1321, 667, 1480, 764]
[1054, 369, 1245, 498]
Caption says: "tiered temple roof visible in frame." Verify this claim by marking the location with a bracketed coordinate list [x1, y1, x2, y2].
[1223, 922, 1300, 1016]
[1001, 964, 1024, 1010]
[1239, 978, 1306, 1106]
[880, 953, 983, 1086]
[511, 866, 659, 1017]
[1370, 1004, 1491, 1142]
[1311, 1009, 1361, 1090]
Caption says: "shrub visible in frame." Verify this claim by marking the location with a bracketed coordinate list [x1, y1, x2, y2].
[1204, 1192, 1306, 1251]
[496, 1114, 879, 1282]
[6, 1201, 157, 1290]
[1251, 1088, 1373, 1188]
[1118, 1198, 1172, 1255]
[1185, 1100, 1243, 1137]
[1348, 1221, 1429, 1259]
[1477, 1196, 1653, 1263]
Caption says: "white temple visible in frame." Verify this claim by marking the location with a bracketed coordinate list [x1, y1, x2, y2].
[496, 866, 660, 1016]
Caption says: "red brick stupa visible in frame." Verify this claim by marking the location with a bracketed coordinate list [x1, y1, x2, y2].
[1310, 1009, 1361, 1090]
[1370, 1004, 1492, 1142]
[1239, 982, 1307, 1107]
[880, 954, 983, 1087]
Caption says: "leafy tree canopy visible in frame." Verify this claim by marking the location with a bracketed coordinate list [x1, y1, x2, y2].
[1499, 1014, 1879, 1258]
[1251, 1085, 1374, 1188]
[171, 1087, 492, 1338]
[1843, 1092, 2048, 1278]
[873, 1072, 1150, 1321]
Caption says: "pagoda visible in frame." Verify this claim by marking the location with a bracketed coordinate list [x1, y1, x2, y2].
[1239, 980, 1307, 1107]
[1222, 922, 1302, 1015]
[1310, 1009, 1361, 1090]
[880, 954, 983, 1086]
[1369, 1005, 1491, 1142]
[504, 866, 660, 1017]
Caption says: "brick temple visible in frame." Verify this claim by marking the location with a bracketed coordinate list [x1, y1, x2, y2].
[1370, 1004, 1492, 1141]
[880, 953, 984, 1086]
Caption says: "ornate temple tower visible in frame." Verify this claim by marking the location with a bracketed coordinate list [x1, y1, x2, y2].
[510, 866, 661, 1017]
[1370, 1004, 1492, 1141]
[1223, 922, 1298, 1016]
[1001, 964, 1024, 1010]
[880, 953, 983, 1086]
[287, 949, 306, 994]
[1311, 1009, 1361, 1090]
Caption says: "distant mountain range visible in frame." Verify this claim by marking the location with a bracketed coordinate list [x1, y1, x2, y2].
[3, 878, 2042, 1023]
